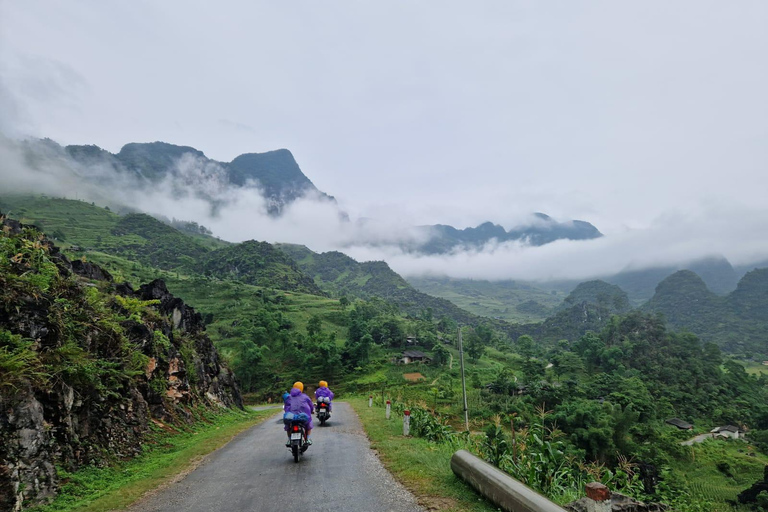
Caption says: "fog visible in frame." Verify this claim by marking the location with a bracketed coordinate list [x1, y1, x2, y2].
[2, 134, 768, 282]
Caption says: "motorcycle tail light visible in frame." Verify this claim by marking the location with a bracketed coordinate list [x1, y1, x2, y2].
[293, 425, 299, 432]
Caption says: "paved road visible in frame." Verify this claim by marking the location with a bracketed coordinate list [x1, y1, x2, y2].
[681, 433, 713, 446]
[128, 402, 424, 512]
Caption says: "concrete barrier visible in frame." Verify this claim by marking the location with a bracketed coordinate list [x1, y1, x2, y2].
[450, 450, 568, 512]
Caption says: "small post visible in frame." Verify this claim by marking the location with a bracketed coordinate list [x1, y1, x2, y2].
[403, 410, 410, 436]
[386, 400, 391, 419]
[584, 482, 611, 512]
[369, 395, 373, 407]
[458, 327, 469, 432]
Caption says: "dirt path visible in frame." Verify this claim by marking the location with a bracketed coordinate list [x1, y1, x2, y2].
[126, 402, 423, 512]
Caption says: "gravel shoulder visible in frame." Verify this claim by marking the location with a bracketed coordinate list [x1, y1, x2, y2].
[126, 402, 424, 512]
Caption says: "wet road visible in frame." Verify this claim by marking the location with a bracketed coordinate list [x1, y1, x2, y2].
[127, 402, 424, 512]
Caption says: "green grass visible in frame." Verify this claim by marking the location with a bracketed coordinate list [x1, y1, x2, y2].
[739, 360, 768, 376]
[32, 407, 274, 512]
[348, 397, 497, 512]
[670, 438, 767, 512]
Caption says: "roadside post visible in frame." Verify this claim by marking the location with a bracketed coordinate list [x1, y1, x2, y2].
[369, 395, 373, 407]
[386, 400, 391, 419]
[403, 410, 410, 436]
[584, 482, 611, 512]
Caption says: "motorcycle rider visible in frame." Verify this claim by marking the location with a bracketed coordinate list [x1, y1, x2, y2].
[315, 380, 335, 412]
[284, 381, 314, 445]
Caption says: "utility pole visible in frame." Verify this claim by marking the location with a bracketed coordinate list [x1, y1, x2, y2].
[458, 326, 469, 432]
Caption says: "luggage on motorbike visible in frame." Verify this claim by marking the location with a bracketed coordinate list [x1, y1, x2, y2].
[283, 411, 310, 424]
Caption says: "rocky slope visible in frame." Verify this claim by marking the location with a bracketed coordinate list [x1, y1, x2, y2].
[0, 214, 241, 511]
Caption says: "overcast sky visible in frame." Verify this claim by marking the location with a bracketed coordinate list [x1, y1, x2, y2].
[1, 1, 768, 279]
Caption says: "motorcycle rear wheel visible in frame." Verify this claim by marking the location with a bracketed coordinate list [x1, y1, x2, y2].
[292, 444, 299, 462]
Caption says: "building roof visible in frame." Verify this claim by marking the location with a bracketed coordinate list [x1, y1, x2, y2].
[666, 418, 694, 429]
[402, 350, 429, 358]
[712, 425, 743, 433]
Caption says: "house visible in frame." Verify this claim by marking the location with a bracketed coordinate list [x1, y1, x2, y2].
[762, 361, 768, 366]
[711, 425, 745, 440]
[406, 336, 417, 346]
[666, 418, 694, 430]
[398, 350, 432, 365]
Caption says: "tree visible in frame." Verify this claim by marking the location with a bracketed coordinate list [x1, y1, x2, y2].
[307, 315, 322, 338]
[553, 351, 584, 381]
[516, 335, 535, 359]
[465, 328, 486, 362]
[339, 296, 350, 310]
[431, 343, 449, 366]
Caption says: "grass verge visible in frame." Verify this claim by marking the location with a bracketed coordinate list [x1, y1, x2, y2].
[348, 397, 496, 512]
[33, 407, 275, 512]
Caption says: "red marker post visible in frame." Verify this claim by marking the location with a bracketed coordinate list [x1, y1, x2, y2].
[403, 409, 411, 436]
[386, 400, 391, 419]
[368, 395, 373, 408]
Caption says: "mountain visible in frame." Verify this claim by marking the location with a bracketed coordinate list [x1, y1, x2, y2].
[23, 139, 332, 214]
[411, 214, 602, 254]
[729, 268, 768, 323]
[17, 138, 604, 251]
[556, 280, 631, 314]
[607, 256, 740, 300]
[641, 271, 724, 332]
[521, 280, 631, 343]
[642, 269, 768, 355]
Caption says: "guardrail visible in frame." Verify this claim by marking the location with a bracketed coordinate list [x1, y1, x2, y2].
[450, 450, 569, 512]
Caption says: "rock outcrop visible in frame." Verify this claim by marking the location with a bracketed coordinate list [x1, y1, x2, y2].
[565, 492, 670, 512]
[0, 213, 241, 511]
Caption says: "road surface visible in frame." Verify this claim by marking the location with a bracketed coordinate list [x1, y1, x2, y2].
[128, 402, 424, 512]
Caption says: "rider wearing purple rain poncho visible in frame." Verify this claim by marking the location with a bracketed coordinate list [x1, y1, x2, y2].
[314, 380, 334, 411]
[284, 382, 314, 438]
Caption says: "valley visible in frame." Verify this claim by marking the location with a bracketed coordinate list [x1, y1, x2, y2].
[2, 193, 768, 512]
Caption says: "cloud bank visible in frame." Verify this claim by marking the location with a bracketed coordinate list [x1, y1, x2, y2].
[2, 135, 767, 283]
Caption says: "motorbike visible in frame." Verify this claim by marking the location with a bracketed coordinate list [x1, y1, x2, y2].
[284, 413, 310, 462]
[316, 396, 331, 426]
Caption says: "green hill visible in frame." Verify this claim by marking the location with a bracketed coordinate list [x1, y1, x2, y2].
[278, 244, 488, 324]
[642, 269, 768, 356]
[197, 240, 324, 295]
[557, 280, 631, 314]
[0, 195, 329, 297]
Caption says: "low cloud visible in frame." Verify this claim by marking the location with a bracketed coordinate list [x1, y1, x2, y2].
[344, 205, 768, 281]
[2, 135, 767, 283]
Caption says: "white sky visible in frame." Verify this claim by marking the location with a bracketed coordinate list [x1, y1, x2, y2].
[1, 1, 768, 279]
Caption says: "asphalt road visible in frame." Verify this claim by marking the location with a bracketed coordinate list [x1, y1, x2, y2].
[127, 402, 424, 512]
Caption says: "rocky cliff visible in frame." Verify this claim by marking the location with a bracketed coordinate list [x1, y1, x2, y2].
[0, 214, 241, 511]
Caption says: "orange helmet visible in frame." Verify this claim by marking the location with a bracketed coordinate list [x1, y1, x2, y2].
[292, 381, 304, 392]
[319, 380, 328, 388]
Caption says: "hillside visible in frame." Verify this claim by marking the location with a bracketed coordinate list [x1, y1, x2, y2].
[0, 196, 322, 296]
[556, 280, 631, 314]
[407, 275, 565, 322]
[642, 269, 768, 356]
[278, 243, 485, 324]
[197, 240, 325, 295]
[0, 215, 241, 509]
[607, 256, 740, 300]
